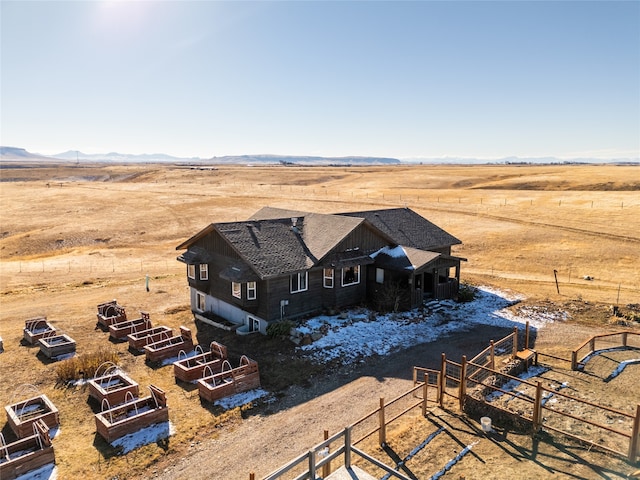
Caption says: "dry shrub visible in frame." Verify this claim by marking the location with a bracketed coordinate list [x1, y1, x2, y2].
[55, 348, 119, 384]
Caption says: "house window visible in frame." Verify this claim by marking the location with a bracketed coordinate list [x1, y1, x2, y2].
[290, 271, 308, 293]
[196, 291, 205, 311]
[199, 264, 209, 281]
[342, 265, 360, 286]
[376, 268, 384, 284]
[323, 268, 334, 288]
[187, 264, 196, 279]
[247, 281, 257, 300]
[232, 282, 241, 299]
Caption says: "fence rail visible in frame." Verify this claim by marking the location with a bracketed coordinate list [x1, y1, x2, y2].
[571, 331, 640, 370]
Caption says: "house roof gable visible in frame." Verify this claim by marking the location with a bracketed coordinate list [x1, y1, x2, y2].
[339, 207, 461, 250]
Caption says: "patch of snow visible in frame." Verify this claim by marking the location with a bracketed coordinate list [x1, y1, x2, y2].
[605, 358, 640, 382]
[14, 464, 57, 480]
[110, 421, 174, 454]
[213, 389, 271, 410]
[297, 286, 544, 364]
[160, 349, 197, 367]
[371, 245, 406, 259]
[577, 347, 631, 369]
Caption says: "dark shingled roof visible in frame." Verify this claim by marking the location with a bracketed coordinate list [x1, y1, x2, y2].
[215, 219, 313, 278]
[340, 207, 461, 250]
[177, 207, 461, 278]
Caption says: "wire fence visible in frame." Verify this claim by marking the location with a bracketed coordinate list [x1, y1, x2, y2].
[1, 258, 181, 276]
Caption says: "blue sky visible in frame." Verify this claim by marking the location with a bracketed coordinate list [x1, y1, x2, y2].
[1, 1, 639, 160]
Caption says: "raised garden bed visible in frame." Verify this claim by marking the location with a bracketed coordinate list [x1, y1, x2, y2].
[108, 313, 151, 340]
[173, 341, 228, 383]
[96, 300, 127, 328]
[94, 385, 168, 443]
[5, 394, 59, 439]
[0, 419, 54, 480]
[127, 326, 172, 352]
[37, 334, 76, 359]
[143, 326, 194, 364]
[23, 317, 56, 346]
[87, 370, 140, 407]
[197, 356, 261, 403]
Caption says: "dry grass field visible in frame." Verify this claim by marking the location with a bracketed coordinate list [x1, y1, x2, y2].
[0, 162, 639, 479]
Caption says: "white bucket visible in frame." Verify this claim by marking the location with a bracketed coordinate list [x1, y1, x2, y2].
[481, 416, 492, 432]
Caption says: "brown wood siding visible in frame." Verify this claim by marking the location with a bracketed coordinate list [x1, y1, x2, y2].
[334, 223, 389, 254]
[262, 269, 326, 322]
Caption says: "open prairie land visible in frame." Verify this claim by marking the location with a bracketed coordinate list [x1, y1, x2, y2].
[0, 163, 639, 479]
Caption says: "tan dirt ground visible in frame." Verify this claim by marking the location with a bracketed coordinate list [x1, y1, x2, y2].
[0, 163, 639, 480]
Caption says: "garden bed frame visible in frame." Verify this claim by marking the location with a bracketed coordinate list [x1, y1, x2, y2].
[23, 317, 57, 346]
[127, 325, 173, 352]
[96, 300, 127, 328]
[37, 334, 76, 359]
[173, 341, 228, 383]
[197, 356, 261, 403]
[94, 385, 168, 443]
[143, 326, 194, 364]
[5, 394, 59, 439]
[108, 312, 151, 340]
[87, 369, 140, 407]
[0, 419, 54, 480]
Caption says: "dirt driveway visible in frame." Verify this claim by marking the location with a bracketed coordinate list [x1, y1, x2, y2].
[148, 322, 637, 480]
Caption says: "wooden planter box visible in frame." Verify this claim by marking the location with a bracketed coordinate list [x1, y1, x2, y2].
[37, 334, 76, 359]
[94, 385, 168, 443]
[0, 420, 54, 480]
[87, 371, 140, 407]
[96, 300, 127, 328]
[144, 326, 194, 364]
[198, 356, 261, 403]
[127, 326, 172, 352]
[5, 394, 59, 439]
[108, 313, 151, 340]
[173, 342, 228, 383]
[23, 317, 57, 345]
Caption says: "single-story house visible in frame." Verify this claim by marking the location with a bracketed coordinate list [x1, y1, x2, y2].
[176, 207, 464, 334]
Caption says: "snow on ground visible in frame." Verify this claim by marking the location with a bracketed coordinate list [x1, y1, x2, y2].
[213, 389, 272, 410]
[111, 421, 175, 454]
[14, 464, 56, 480]
[297, 286, 555, 365]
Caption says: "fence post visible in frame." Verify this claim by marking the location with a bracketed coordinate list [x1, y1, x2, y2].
[439, 353, 446, 408]
[413, 367, 417, 385]
[459, 355, 467, 412]
[525, 321, 530, 350]
[344, 427, 352, 469]
[422, 373, 428, 416]
[249, 473, 255, 480]
[308, 449, 316, 480]
[322, 429, 331, 477]
[532, 381, 542, 435]
[490, 340, 495, 370]
[589, 337, 595, 354]
[571, 350, 578, 371]
[512, 327, 519, 358]
[622, 332, 628, 347]
[629, 404, 640, 463]
[379, 397, 386, 445]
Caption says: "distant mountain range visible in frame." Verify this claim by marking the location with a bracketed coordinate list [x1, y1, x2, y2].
[1, 146, 637, 165]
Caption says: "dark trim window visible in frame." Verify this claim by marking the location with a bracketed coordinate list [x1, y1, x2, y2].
[232, 282, 241, 299]
[196, 291, 205, 311]
[323, 268, 334, 288]
[199, 264, 209, 280]
[247, 281, 257, 300]
[290, 271, 308, 293]
[341, 265, 360, 286]
[187, 264, 196, 280]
